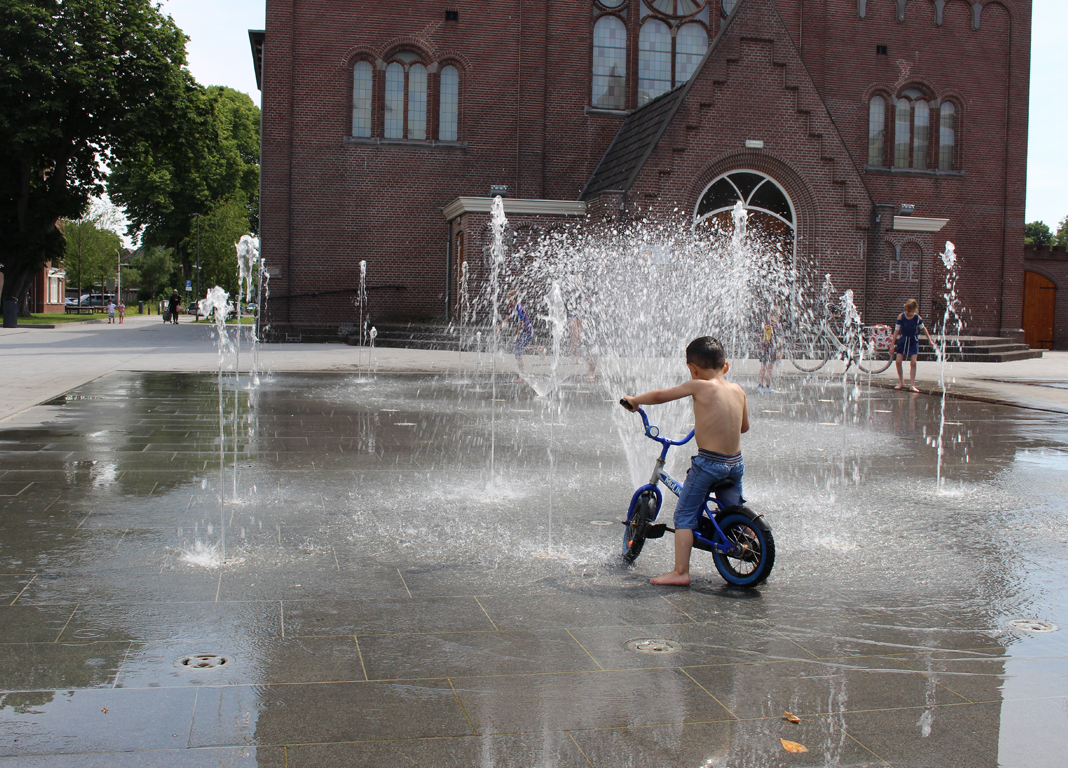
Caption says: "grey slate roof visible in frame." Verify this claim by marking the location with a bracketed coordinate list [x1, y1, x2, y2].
[580, 85, 689, 200]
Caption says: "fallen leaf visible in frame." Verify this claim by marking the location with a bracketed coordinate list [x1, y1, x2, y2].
[780, 739, 807, 753]
[101, 708, 107, 714]
[783, 711, 801, 724]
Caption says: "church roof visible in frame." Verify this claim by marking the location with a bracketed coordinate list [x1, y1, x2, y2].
[580, 85, 689, 200]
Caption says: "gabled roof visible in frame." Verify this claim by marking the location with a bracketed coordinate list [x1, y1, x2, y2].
[580, 3, 746, 201]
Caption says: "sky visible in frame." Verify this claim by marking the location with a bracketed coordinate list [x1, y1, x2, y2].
[162, 0, 1068, 230]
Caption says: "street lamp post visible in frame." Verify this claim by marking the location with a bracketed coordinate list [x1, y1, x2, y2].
[192, 213, 201, 322]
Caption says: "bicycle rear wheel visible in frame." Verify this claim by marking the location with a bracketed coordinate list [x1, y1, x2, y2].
[788, 332, 831, 373]
[622, 490, 657, 564]
[711, 506, 775, 587]
[858, 346, 894, 374]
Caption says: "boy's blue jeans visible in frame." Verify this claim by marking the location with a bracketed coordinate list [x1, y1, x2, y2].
[673, 452, 745, 530]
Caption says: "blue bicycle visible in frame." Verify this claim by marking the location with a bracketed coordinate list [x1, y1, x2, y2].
[619, 401, 775, 587]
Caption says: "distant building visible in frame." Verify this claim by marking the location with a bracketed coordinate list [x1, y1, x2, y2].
[30, 263, 66, 314]
[252, 0, 1032, 338]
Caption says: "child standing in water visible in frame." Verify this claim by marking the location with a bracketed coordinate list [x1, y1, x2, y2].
[757, 305, 781, 392]
[501, 291, 534, 376]
[621, 336, 750, 586]
[892, 298, 935, 392]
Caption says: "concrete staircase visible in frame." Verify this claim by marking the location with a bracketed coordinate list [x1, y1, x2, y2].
[915, 336, 1042, 363]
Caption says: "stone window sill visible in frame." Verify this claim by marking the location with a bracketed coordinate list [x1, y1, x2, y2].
[864, 165, 964, 178]
[344, 137, 468, 149]
[585, 105, 631, 117]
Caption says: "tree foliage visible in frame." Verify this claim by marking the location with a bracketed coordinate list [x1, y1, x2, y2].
[127, 247, 180, 301]
[63, 217, 123, 301]
[0, 0, 194, 313]
[1055, 216, 1068, 249]
[108, 86, 260, 275]
[1024, 221, 1052, 247]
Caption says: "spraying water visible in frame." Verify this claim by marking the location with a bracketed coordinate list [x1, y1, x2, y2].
[935, 241, 963, 489]
[200, 285, 235, 561]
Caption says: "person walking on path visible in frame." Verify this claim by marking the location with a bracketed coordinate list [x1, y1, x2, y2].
[168, 290, 180, 325]
[892, 298, 935, 392]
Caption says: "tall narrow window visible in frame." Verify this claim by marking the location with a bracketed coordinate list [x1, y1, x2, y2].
[638, 20, 672, 105]
[939, 102, 956, 170]
[592, 16, 627, 109]
[407, 63, 427, 140]
[439, 65, 459, 141]
[894, 98, 911, 168]
[912, 99, 929, 169]
[868, 95, 885, 166]
[352, 61, 373, 138]
[675, 24, 708, 86]
[384, 63, 404, 139]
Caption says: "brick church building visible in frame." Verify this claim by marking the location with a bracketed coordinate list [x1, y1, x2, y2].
[252, 0, 1031, 338]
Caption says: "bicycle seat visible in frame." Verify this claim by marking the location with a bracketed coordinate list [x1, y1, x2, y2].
[708, 478, 735, 493]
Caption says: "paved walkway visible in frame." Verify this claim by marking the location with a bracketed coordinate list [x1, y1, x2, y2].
[2, 314, 1066, 421]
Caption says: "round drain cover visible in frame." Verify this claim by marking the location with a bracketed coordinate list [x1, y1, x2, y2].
[625, 638, 682, 654]
[1005, 619, 1058, 633]
[175, 653, 230, 670]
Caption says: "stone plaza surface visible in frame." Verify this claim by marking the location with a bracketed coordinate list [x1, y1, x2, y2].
[1, 318, 1067, 767]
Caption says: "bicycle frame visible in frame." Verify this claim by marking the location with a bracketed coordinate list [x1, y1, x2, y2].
[625, 407, 737, 555]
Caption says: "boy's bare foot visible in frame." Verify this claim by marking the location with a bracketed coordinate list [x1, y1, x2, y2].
[650, 571, 690, 586]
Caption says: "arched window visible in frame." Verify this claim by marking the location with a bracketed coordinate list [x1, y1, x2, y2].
[384, 62, 405, 139]
[407, 63, 427, 140]
[592, 16, 627, 109]
[638, 20, 672, 105]
[938, 102, 956, 170]
[913, 99, 929, 169]
[352, 61, 373, 138]
[675, 23, 708, 86]
[867, 95, 885, 166]
[439, 65, 459, 141]
[893, 98, 911, 168]
[695, 171, 794, 235]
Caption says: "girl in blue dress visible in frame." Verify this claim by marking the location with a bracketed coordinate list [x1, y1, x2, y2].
[892, 298, 935, 392]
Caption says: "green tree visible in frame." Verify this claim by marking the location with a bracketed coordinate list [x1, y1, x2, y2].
[195, 195, 251, 297]
[1024, 221, 1052, 247]
[127, 247, 179, 302]
[0, 0, 194, 314]
[108, 86, 260, 280]
[62, 217, 122, 304]
[1054, 216, 1068, 248]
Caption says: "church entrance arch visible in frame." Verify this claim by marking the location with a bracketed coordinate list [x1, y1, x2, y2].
[693, 171, 796, 262]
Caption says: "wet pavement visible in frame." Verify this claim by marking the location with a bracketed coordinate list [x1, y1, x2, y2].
[1, 326, 1068, 766]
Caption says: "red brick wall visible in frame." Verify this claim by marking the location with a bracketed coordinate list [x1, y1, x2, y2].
[260, 0, 1030, 337]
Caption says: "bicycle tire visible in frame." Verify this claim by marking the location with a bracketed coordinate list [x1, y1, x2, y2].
[710, 506, 775, 587]
[621, 490, 657, 564]
[788, 332, 831, 373]
[858, 346, 894, 374]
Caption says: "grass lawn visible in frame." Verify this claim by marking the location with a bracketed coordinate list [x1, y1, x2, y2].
[18, 312, 105, 325]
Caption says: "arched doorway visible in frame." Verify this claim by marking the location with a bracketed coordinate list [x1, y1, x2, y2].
[1023, 271, 1055, 350]
[693, 170, 796, 259]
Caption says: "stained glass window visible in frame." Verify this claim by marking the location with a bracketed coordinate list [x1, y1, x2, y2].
[384, 63, 404, 139]
[675, 24, 708, 86]
[938, 102, 956, 170]
[352, 61, 373, 138]
[592, 16, 627, 109]
[439, 65, 459, 141]
[912, 99, 929, 169]
[894, 98, 911, 169]
[867, 95, 885, 166]
[407, 63, 427, 140]
[638, 20, 672, 105]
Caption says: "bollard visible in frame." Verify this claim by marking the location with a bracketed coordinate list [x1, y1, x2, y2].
[138, 301, 145, 315]
[2, 299, 16, 328]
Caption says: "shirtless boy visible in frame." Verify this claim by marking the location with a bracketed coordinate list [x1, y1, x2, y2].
[621, 336, 750, 586]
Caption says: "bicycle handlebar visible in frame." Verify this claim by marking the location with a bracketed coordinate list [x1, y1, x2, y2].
[619, 399, 694, 447]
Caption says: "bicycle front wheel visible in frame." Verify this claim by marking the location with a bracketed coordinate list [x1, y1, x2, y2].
[788, 332, 831, 373]
[622, 490, 657, 564]
[711, 507, 775, 587]
[858, 346, 894, 374]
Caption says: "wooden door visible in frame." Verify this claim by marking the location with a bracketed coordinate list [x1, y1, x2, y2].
[1023, 271, 1056, 349]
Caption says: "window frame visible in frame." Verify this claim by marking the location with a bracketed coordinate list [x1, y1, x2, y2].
[592, 14, 629, 110]
[866, 86, 960, 174]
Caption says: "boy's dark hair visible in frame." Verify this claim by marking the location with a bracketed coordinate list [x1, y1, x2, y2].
[686, 336, 725, 370]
